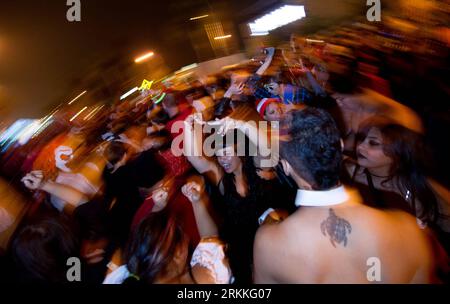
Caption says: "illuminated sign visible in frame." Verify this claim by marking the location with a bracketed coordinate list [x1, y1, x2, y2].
[138, 79, 154, 91]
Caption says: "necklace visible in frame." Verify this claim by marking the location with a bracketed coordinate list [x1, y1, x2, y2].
[366, 170, 390, 179]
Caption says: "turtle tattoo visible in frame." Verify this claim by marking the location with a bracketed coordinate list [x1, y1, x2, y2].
[320, 208, 352, 247]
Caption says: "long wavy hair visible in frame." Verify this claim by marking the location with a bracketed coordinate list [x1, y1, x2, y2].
[356, 116, 440, 225]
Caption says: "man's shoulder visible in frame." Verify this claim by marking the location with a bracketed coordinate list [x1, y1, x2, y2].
[254, 220, 285, 250]
[255, 212, 303, 249]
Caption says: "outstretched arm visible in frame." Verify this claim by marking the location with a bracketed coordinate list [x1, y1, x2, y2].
[182, 178, 219, 238]
[256, 47, 275, 76]
[22, 171, 88, 210]
[184, 114, 223, 186]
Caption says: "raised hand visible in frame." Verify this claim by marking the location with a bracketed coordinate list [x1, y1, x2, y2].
[151, 187, 169, 212]
[207, 117, 243, 137]
[224, 82, 244, 98]
[21, 171, 44, 190]
[181, 181, 204, 204]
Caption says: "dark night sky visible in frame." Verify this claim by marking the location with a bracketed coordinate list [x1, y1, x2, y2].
[0, 0, 217, 120]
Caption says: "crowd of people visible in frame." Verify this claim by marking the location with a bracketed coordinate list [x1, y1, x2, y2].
[1, 15, 449, 284]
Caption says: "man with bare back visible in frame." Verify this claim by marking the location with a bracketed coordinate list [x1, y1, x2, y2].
[253, 107, 447, 283]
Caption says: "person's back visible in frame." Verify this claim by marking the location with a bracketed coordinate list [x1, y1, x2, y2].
[254, 187, 444, 283]
[253, 107, 447, 284]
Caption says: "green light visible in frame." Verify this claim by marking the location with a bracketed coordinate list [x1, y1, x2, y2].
[154, 93, 166, 104]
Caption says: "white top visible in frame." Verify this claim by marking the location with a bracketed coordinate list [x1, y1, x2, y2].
[103, 239, 232, 284]
[295, 185, 349, 207]
[103, 265, 130, 284]
[190, 239, 232, 284]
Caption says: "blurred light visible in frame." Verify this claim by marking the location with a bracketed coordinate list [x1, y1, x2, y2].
[175, 63, 198, 75]
[138, 79, 153, 91]
[248, 5, 306, 36]
[0, 120, 35, 145]
[120, 87, 139, 100]
[31, 117, 54, 139]
[68, 90, 87, 105]
[214, 35, 232, 40]
[84, 106, 99, 120]
[0, 119, 42, 150]
[153, 93, 166, 104]
[84, 104, 105, 120]
[189, 14, 209, 21]
[134, 52, 154, 63]
[70, 106, 88, 122]
[17, 120, 41, 145]
[251, 32, 269, 36]
[181, 63, 198, 71]
[306, 39, 325, 43]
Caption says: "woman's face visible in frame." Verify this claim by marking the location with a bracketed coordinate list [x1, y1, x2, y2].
[265, 81, 280, 96]
[312, 65, 329, 83]
[356, 128, 392, 170]
[216, 146, 242, 174]
[264, 102, 282, 121]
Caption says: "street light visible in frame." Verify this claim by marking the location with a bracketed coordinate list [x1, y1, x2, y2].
[134, 51, 154, 63]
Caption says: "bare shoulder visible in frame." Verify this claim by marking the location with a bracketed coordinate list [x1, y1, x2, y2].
[253, 219, 292, 283]
[254, 211, 310, 258]
[254, 221, 284, 252]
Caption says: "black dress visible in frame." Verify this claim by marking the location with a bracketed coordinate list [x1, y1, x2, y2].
[214, 161, 296, 283]
[342, 163, 450, 256]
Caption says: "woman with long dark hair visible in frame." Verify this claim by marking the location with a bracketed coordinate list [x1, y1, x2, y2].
[103, 176, 232, 284]
[183, 105, 294, 283]
[343, 116, 450, 249]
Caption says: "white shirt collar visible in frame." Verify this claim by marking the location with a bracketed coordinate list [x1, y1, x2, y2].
[295, 185, 349, 207]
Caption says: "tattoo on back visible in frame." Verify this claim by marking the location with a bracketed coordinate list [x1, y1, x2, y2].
[320, 208, 352, 247]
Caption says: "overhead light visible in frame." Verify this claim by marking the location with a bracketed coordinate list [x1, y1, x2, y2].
[251, 32, 269, 36]
[248, 5, 306, 36]
[214, 35, 232, 40]
[120, 87, 139, 100]
[68, 90, 87, 105]
[134, 51, 154, 63]
[306, 39, 325, 43]
[70, 106, 88, 122]
[189, 14, 209, 21]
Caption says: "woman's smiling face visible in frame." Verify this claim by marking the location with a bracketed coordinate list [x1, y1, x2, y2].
[264, 102, 282, 121]
[216, 145, 241, 174]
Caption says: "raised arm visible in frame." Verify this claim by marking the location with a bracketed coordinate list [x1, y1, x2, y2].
[256, 47, 275, 76]
[209, 115, 280, 169]
[181, 177, 219, 238]
[22, 171, 89, 210]
[183, 114, 223, 186]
